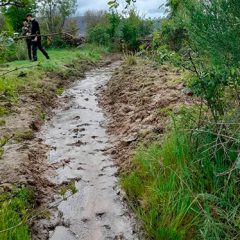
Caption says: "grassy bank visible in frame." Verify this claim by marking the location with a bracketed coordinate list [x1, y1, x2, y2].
[121, 108, 240, 239]
[0, 44, 107, 106]
[0, 44, 107, 152]
[0, 44, 107, 239]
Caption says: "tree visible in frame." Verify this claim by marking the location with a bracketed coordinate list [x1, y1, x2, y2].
[0, 0, 27, 7]
[39, 0, 77, 33]
[2, 0, 36, 32]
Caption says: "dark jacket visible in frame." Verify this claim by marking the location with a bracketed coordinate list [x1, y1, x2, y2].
[31, 19, 41, 38]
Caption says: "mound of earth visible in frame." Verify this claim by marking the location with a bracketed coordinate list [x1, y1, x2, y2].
[100, 59, 195, 170]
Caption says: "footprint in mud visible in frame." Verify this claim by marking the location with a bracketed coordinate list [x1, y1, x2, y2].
[101, 165, 116, 171]
[73, 116, 80, 120]
[73, 134, 85, 139]
[95, 212, 106, 219]
[72, 127, 85, 133]
[77, 166, 85, 170]
[103, 225, 111, 230]
[81, 218, 90, 223]
[78, 123, 91, 127]
[67, 140, 87, 147]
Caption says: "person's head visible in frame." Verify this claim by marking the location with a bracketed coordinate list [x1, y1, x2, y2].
[23, 20, 28, 26]
[26, 13, 33, 21]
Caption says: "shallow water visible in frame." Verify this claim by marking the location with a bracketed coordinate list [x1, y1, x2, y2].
[40, 62, 138, 240]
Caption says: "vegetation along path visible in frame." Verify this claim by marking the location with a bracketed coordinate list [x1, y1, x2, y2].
[36, 60, 138, 239]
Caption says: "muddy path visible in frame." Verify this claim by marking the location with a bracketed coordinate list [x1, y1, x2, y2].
[37, 62, 138, 240]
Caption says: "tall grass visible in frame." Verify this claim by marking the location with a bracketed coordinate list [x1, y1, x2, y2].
[121, 109, 240, 239]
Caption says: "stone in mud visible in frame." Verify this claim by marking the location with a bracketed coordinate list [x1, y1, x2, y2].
[30, 120, 42, 131]
[121, 133, 138, 146]
[67, 140, 86, 147]
[182, 87, 193, 96]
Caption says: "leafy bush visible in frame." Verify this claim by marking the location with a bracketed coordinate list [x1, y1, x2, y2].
[86, 10, 153, 51]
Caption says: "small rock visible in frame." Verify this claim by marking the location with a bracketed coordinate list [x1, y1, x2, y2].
[121, 133, 138, 146]
[30, 120, 42, 131]
[182, 87, 193, 96]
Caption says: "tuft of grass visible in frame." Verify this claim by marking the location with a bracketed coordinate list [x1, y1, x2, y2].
[124, 53, 137, 66]
[59, 180, 77, 199]
[122, 111, 240, 239]
[56, 87, 64, 96]
[0, 119, 6, 127]
[0, 147, 4, 158]
[14, 129, 34, 142]
[0, 107, 8, 117]
[39, 112, 46, 121]
[0, 186, 33, 240]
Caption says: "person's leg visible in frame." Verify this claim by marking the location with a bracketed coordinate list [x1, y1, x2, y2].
[26, 40, 32, 60]
[32, 40, 38, 61]
[37, 37, 49, 59]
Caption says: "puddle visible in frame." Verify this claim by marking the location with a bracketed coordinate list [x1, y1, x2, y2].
[40, 62, 138, 240]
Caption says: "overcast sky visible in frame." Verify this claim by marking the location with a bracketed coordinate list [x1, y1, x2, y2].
[76, 0, 167, 18]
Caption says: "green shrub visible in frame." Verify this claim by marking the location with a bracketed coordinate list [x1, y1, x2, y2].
[15, 40, 28, 61]
[86, 10, 153, 51]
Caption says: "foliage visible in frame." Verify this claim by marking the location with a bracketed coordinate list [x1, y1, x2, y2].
[2, 0, 36, 32]
[122, 108, 240, 239]
[39, 0, 77, 34]
[0, 0, 28, 7]
[0, 35, 28, 62]
[0, 187, 33, 240]
[86, 10, 153, 51]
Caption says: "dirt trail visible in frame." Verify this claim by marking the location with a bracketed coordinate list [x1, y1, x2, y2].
[37, 62, 138, 240]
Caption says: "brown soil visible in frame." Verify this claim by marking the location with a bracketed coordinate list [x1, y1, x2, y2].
[100, 59, 195, 170]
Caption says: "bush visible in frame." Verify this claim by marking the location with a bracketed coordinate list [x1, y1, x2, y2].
[15, 40, 28, 61]
[86, 10, 153, 51]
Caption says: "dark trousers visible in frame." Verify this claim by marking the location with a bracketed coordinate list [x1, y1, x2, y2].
[26, 39, 32, 60]
[32, 37, 49, 61]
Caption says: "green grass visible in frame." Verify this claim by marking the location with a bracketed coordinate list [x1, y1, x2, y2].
[0, 187, 33, 240]
[0, 44, 107, 104]
[122, 112, 240, 239]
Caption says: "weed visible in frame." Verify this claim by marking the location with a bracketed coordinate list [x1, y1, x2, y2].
[124, 53, 137, 66]
[59, 180, 77, 199]
[56, 88, 64, 96]
[0, 148, 4, 158]
[14, 129, 34, 142]
[39, 112, 46, 121]
[0, 107, 8, 117]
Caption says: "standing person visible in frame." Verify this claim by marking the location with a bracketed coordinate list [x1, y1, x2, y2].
[22, 20, 32, 60]
[26, 13, 50, 61]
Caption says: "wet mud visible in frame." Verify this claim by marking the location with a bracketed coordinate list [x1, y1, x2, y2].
[39, 62, 138, 240]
